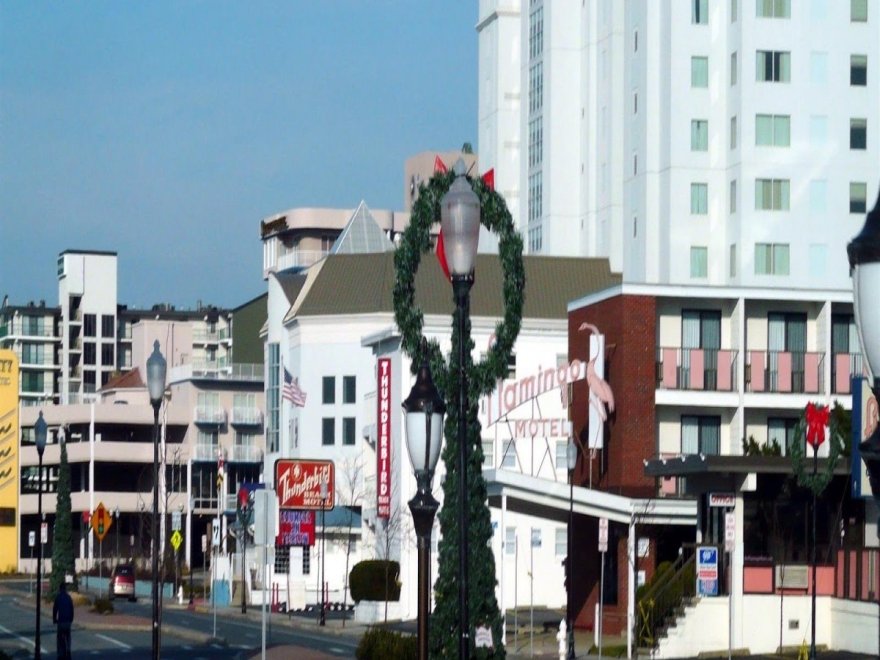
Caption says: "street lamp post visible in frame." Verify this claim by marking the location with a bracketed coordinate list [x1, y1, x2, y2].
[848, 188, 880, 659]
[34, 411, 47, 660]
[189, 499, 195, 606]
[566, 441, 577, 660]
[403, 349, 446, 660]
[114, 506, 120, 567]
[440, 159, 481, 660]
[147, 341, 167, 660]
[319, 479, 328, 626]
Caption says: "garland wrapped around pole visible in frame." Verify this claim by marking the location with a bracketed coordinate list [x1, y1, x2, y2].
[393, 168, 524, 659]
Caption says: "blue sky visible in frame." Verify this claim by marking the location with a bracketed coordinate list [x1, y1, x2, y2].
[0, 2, 478, 309]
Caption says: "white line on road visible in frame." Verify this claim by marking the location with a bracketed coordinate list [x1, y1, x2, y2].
[96, 633, 133, 650]
[0, 623, 45, 653]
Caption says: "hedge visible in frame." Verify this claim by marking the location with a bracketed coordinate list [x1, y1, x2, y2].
[349, 560, 401, 603]
[356, 628, 417, 659]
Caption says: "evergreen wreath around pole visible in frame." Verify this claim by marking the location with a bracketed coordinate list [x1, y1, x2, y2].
[789, 407, 844, 495]
[392, 169, 525, 398]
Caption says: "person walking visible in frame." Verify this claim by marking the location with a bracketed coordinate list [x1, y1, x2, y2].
[52, 581, 74, 660]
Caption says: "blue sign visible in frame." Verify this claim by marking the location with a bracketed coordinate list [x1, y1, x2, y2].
[696, 546, 719, 597]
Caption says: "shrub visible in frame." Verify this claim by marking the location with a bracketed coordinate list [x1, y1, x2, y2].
[349, 560, 401, 603]
[91, 596, 114, 615]
[356, 628, 417, 660]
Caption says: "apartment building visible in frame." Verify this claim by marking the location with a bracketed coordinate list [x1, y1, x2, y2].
[478, 0, 879, 290]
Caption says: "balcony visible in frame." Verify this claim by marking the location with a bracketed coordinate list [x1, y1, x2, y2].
[656, 349, 738, 392]
[232, 407, 263, 426]
[229, 444, 262, 463]
[169, 362, 263, 384]
[276, 249, 327, 273]
[192, 444, 221, 462]
[831, 352, 866, 395]
[193, 329, 221, 344]
[746, 351, 824, 394]
[194, 406, 227, 426]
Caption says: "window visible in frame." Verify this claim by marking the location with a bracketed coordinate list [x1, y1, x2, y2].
[731, 0, 738, 21]
[730, 180, 737, 214]
[235, 431, 255, 447]
[810, 179, 827, 214]
[302, 545, 311, 575]
[529, 62, 543, 114]
[851, 182, 868, 213]
[343, 376, 356, 404]
[505, 354, 517, 379]
[21, 372, 44, 393]
[730, 244, 737, 278]
[83, 314, 96, 337]
[810, 51, 827, 84]
[21, 343, 43, 365]
[690, 247, 708, 278]
[757, 0, 790, 18]
[691, 120, 709, 151]
[322, 418, 335, 445]
[101, 343, 114, 366]
[691, 56, 709, 87]
[528, 224, 543, 253]
[528, 118, 543, 167]
[268, 343, 279, 453]
[755, 243, 790, 275]
[810, 115, 828, 145]
[322, 376, 335, 404]
[633, 91, 638, 114]
[505, 527, 516, 555]
[633, 153, 638, 175]
[730, 116, 737, 149]
[197, 430, 218, 447]
[851, 118, 867, 149]
[852, 0, 868, 22]
[529, 5, 543, 59]
[730, 52, 737, 85]
[755, 179, 790, 210]
[482, 440, 494, 468]
[101, 315, 114, 338]
[528, 172, 543, 223]
[756, 50, 791, 82]
[851, 55, 868, 86]
[342, 417, 356, 446]
[681, 415, 721, 455]
[755, 114, 790, 146]
[768, 418, 799, 454]
[555, 528, 567, 556]
[691, 183, 708, 214]
[634, 29, 638, 52]
[555, 441, 569, 470]
[84, 342, 96, 365]
[693, 0, 708, 23]
[501, 439, 516, 468]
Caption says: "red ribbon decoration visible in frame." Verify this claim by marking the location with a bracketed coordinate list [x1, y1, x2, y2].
[805, 402, 829, 450]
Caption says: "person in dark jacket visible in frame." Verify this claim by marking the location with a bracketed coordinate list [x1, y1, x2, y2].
[52, 581, 74, 660]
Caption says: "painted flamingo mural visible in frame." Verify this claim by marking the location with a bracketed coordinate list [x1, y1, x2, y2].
[578, 322, 615, 448]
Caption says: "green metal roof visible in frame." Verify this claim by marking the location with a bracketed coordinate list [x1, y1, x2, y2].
[290, 252, 620, 320]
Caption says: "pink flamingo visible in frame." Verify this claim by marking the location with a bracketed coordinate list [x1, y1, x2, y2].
[578, 322, 615, 422]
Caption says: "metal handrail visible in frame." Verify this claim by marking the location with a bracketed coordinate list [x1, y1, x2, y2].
[637, 546, 697, 648]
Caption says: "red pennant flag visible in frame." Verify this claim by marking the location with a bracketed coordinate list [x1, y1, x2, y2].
[434, 156, 447, 173]
[434, 155, 451, 279]
[482, 168, 494, 190]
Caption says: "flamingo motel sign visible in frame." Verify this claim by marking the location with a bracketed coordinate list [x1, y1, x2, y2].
[377, 357, 392, 518]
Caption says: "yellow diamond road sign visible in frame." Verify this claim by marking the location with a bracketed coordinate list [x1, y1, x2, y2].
[170, 529, 182, 552]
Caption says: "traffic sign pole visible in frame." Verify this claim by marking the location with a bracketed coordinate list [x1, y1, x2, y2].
[598, 517, 608, 660]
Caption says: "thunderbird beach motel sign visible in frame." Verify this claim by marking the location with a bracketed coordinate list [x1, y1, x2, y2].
[376, 357, 392, 519]
[275, 459, 334, 510]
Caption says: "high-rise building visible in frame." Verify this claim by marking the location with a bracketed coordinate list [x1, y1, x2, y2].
[478, 0, 879, 288]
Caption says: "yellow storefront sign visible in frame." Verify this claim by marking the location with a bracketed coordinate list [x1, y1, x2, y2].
[0, 350, 19, 572]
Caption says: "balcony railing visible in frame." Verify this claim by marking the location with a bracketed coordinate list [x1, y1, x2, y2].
[169, 362, 263, 383]
[229, 445, 262, 463]
[232, 407, 263, 426]
[275, 249, 328, 273]
[194, 406, 227, 426]
[831, 352, 866, 395]
[746, 351, 824, 394]
[192, 444, 221, 462]
[656, 348, 738, 392]
[4, 321, 56, 338]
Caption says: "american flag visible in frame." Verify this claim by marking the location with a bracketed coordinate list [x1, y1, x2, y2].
[283, 367, 307, 407]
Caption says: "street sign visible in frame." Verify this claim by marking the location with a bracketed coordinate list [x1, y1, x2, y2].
[41, 522, 48, 544]
[28, 531, 35, 548]
[92, 502, 112, 542]
[725, 512, 736, 552]
[274, 459, 334, 510]
[709, 492, 735, 508]
[172, 511, 182, 532]
[598, 517, 608, 553]
[696, 546, 719, 596]
[170, 529, 183, 552]
[212, 519, 221, 547]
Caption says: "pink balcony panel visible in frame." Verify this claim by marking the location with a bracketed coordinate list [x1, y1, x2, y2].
[805, 353, 820, 393]
[743, 566, 774, 594]
[662, 348, 678, 388]
[835, 353, 851, 394]
[777, 352, 792, 393]
[717, 351, 732, 391]
[749, 351, 766, 392]
[689, 349, 704, 390]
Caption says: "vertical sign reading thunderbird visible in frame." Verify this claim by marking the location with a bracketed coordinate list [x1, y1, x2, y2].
[275, 459, 334, 510]
[377, 357, 391, 519]
[0, 350, 19, 572]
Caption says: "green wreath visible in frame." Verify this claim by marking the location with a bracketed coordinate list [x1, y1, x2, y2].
[789, 408, 844, 495]
[392, 169, 524, 398]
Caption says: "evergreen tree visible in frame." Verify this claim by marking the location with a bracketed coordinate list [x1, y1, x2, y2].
[50, 437, 76, 598]
[429, 299, 505, 659]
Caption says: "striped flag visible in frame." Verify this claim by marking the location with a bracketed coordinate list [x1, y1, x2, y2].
[283, 367, 307, 407]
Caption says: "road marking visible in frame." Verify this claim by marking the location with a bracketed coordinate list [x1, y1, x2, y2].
[330, 647, 346, 654]
[0, 623, 45, 653]
[96, 633, 132, 650]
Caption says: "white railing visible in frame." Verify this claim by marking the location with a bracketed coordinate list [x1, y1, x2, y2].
[232, 407, 263, 426]
[230, 445, 262, 463]
[194, 406, 227, 425]
[169, 363, 263, 384]
[275, 249, 327, 272]
[192, 444, 221, 461]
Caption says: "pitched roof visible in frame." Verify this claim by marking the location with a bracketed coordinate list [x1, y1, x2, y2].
[287, 252, 620, 321]
[274, 271, 308, 305]
[100, 368, 145, 391]
[330, 201, 394, 255]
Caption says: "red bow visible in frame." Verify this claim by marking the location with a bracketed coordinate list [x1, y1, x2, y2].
[805, 402, 829, 450]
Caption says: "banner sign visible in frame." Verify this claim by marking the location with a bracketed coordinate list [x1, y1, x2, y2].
[696, 546, 719, 596]
[377, 357, 392, 519]
[275, 459, 334, 510]
[277, 510, 316, 546]
[851, 377, 876, 498]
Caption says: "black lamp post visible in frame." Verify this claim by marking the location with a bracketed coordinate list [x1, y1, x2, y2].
[848, 187, 880, 660]
[147, 340, 167, 660]
[34, 410, 47, 660]
[441, 158, 481, 660]
[189, 498, 195, 606]
[403, 350, 446, 660]
[566, 441, 577, 660]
